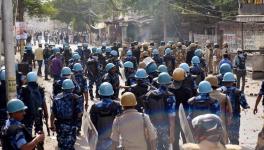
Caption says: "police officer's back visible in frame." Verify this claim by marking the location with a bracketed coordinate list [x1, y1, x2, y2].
[0, 70, 7, 127]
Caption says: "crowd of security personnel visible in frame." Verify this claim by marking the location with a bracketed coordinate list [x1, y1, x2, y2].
[0, 39, 263, 150]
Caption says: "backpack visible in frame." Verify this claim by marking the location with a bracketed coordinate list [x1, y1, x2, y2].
[1, 124, 32, 150]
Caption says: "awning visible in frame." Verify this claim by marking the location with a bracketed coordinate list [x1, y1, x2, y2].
[90, 22, 106, 30]
[236, 15, 264, 22]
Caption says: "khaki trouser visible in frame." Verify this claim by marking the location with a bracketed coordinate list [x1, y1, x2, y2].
[236, 69, 246, 92]
[213, 60, 220, 74]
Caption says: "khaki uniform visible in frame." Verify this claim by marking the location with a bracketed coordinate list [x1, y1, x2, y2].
[213, 48, 222, 74]
[158, 46, 165, 56]
[204, 47, 213, 73]
[34, 47, 44, 61]
[111, 109, 157, 150]
[182, 141, 242, 150]
[210, 90, 233, 143]
[174, 47, 186, 67]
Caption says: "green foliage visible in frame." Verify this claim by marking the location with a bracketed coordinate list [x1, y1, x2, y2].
[25, 0, 56, 17]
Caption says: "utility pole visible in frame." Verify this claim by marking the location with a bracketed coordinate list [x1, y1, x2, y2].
[3, 0, 17, 100]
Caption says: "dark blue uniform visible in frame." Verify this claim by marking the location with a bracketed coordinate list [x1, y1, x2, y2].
[102, 73, 120, 100]
[0, 80, 7, 127]
[190, 64, 205, 85]
[163, 54, 176, 75]
[52, 92, 83, 150]
[152, 55, 163, 67]
[90, 98, 121, 150]
[124, 56, 138, 69]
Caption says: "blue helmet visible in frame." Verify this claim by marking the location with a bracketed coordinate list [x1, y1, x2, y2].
[179, 63, 190, 73]
[127, 50, 132, 56]
[222, 72, 236, 82]
[72, 54, 81, 60]
[152, 49, 159, 55]
[96, 48, 102, 54]
[106, 47, 112, 53]
[73, 63, 83, 72]
[124, 61, 134, 69]
[7, 99, 28, 113]
[158, 65, 168, 73]
[157, 72, 172, 85]
[146, 63, 158, 74]
[165, 48, 172, 55]
[27, 72, 37, 82]
[26, 46, 32, 51]
[61, 67, 72, 76]
[92, 47, 97, 53]
[62, 79, 75, 90]
[198, 81, 212, 94]
[0, 69, 5, 81]
[220, 63, 232, 75]
[111, 50, 118, 56]
[105, 63, 115, 72]
[135, 69, 148, 79]
[83, 43, 88, 48]
[52, 47, 60, 53]
[191, 56, 200, 64]
[98, 82, 114, 96]
[194, 49, 203, 58]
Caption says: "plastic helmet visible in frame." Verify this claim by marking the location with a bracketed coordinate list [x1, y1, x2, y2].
[96, 48, 102, 54]
[98, 82, 114, 96]
[124, 61, 134, 69]
[7, 99, 28, 113]
[72, 54, 81, 60]
[121, 92, 137, 107]
[205, 75, 219, 87]
[158, 65, 168, 73]
[26, 46, 33, 51]
[179, 63, 190, 73]
[160, 41, 165, 45]
[52, 47, 60, 53]
[172, 68, 185, 81]
[167, 41, 174, 45]
[62, 79, 75, 90]
[194, 49, 203, 58]
[83, 43, 88, 48]
[237, 48, 243, 53]
[176, 42, 182, 47]
[192, 114, 224, 142]
[222, 72, 236, 82]
[73, 63, 83, 72]
[61, 67, 72, 76]
[135, 69, 148, 79]
[77, 43, 82, 47]
[157, 72, 172, 85]
[110, 50, 118, 56]
[105, 63, 115, 72]
[198, 81, 212, 94]
[92, 47, 97, 53]
[152, 49, 159, 55]
[64, 43, 70, 49]
[220, 63, 232, 75]
[0, 69, 5, 81]
[106, 47, 112, 53]
[191, 56, 200, 64]
[190, 43, 196, 48]
[165, 48, 172, 55]
[214, 43, 220, 48]
[126, 50, 132, 56]
[146, 63, 158, 74]
[27, 72, 37, 82]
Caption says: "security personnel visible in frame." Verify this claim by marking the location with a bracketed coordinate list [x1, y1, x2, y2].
[111, 92, 157, 150]
[163, 48, 176, 75]
[152, 49, 163, 67]
[20, 72, 48, 136]
[220, 72, 250, 145]
[53, 67, 75, 96]
[145, 72, 176, 150]
[0, 69, 7, 128]
[90, 82, 121, 150]
[82, 43, 91, 62]
[204, 41, 213, 74]
[187, 81, 221, 121]
[123, 50, 138, 69]
[43, 44, 53, 80]
[175, 42, 186, 66]
[22, 46, 35, 72]
[158, 41, 166, 57]
[69, 54, 81, 70]
[50, 79, 83, 150]
[1, 99, 45, 150]
[102, 63, 120, 99]
[127, 69, 155, 112]
[94, 48, 107, 71]
[179, 63, 197, 96]
[72, 63, 89, 135]
[105, 47, 112, 59]
[213, 43, 222, 75]
[62, 43, 72, 66]
[190, 56, 205, 85]
[107, 50, 122, 73]
[75, 43, 84, 61]
[234, 48, 247, 92]
[182, 114, 242, 150]
[186, 43, 196, 66]
[217, 63, 232, 87]
[205, 75, 233, 143]
[194, 49, 207, 74]
[253, 81, 264, 114]
[146, 63, 159, 83]
[123, 61, 136, 86]
[169, 68, 193, 149]
[219, 53, 233, 68]
[86, 53, 100, 100]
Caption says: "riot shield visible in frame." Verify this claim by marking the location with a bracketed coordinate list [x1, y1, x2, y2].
[82, 112, 98, 150]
